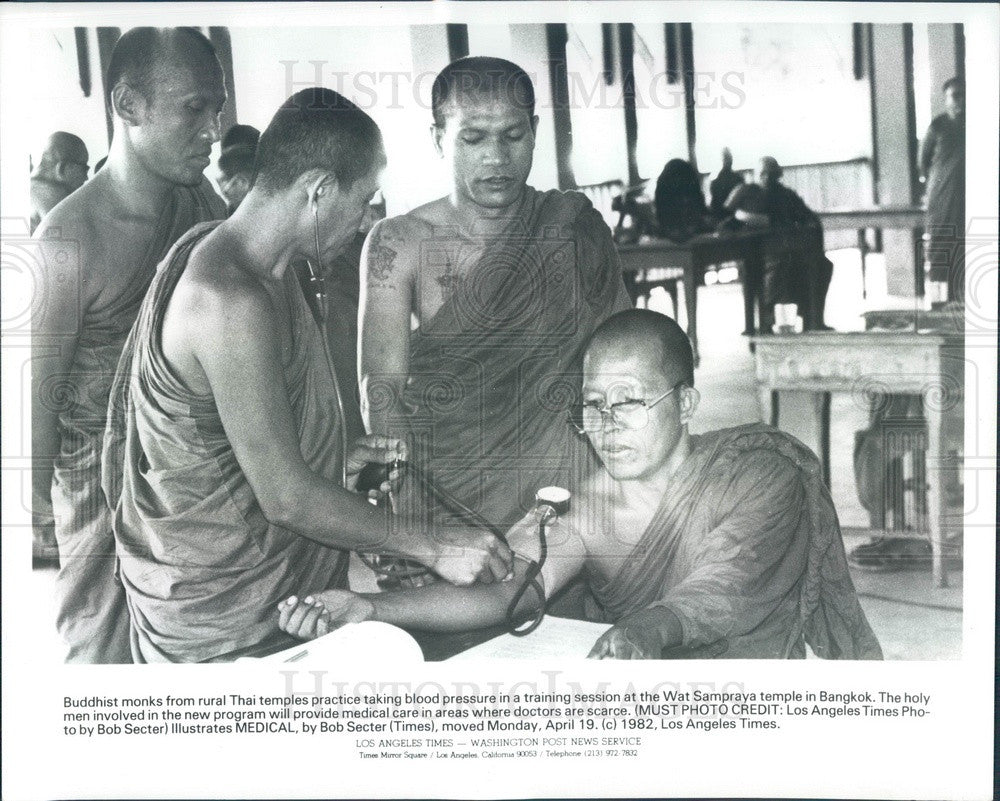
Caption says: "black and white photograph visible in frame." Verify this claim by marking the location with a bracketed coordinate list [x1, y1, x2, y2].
[1, 2, 996, 799]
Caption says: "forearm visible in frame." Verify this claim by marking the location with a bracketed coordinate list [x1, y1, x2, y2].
[364, 557, 538, 632]
[274, 471, 440, 562]
[361, 374, 409, 437]
[31, 384, 62, 520]
[32, 333, 78, 519]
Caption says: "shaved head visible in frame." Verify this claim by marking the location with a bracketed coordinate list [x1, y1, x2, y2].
[41, 132, 88, 167]
[759, 156, 782, 178]
[33, 131, 90, 190]
[431, 56, 535, 126]
[105, 27, 221, 109]
[585, 309, 695, 388]
[254, 87, 385, 194]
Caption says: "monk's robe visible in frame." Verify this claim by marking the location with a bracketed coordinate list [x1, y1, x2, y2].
[402, 187, 631, 533]
[588, 424, 882, 659]
[51, 183, 221, 664]
[920, 112, 965, 301]
[102, 222, 348, 663]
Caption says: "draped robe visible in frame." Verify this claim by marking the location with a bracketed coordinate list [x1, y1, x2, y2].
[402, 188, 631, 533]
[588, 424, 882, 659]
[52, 183, 220, 663]
[102, 222, 348, 663]
[920, 113, 965, 298]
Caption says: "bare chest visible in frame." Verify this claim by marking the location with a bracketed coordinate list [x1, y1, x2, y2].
[85, 221, 164, 307]
[578, 498, 659, 581]
[410, 235, 488, 323]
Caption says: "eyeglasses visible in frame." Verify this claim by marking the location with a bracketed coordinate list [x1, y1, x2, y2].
[568, 382, 684, 433]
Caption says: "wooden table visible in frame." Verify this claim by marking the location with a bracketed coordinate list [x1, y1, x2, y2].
[818, 206, 925, 297]
[751, 330, 963, 587]
[617, 229, 769, 363]
[617, 207, 926, 360]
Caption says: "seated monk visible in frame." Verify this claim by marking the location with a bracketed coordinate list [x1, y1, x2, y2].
[723, 156, 833, 332]
[102, 87, 512, 663]
[653, 158, 711, 243]
[279, 309, 882, 660]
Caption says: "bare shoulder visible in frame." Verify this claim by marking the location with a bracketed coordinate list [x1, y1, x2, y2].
[33, 181, 105, 270]
[363, 209, 429, 286]
[371, 204, 436, 243]
[172, 230, 273, 334]
[33, 183, 123, 315]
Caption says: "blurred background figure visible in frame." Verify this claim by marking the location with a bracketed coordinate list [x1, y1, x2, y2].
[653, 157, 711, 242]
[217, 123, 261, 214]
[221, 122, 260, 151]
[920, 77, 965, 305]
[217, 144, 255, 214]
[708, 147, 743, 221]
[30, 131, 89, 233]
[723, 156, 833, 332]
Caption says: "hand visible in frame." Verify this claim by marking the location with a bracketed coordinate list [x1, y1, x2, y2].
[345, 435, 407, 497]
[426, 529, 514, 587]
[31, 499, 58, 561]
[277, 590, 374, 641]
[32, 519, 59, 561]
[587, 606, 676, 659]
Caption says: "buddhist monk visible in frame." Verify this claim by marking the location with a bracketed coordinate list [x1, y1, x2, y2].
[29, 131, 90, 233]
[32, 27, 227, 662]
[102, 87, 512, 663]
[281, 310, 881, 660]
[920, 77, 965, 304]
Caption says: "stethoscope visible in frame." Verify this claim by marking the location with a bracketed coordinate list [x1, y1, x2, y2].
[304, 195, 566, 636]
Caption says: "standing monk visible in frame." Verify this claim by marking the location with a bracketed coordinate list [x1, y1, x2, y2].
[102, 88, 511, 663]
[919, 77, 965, 305]
[360, 56, 631, 543]
[31, 27, 227, 663]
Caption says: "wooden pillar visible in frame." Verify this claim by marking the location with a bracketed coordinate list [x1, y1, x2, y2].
[96, 27, 121, 146]
[208, 28, 238, 134]
[618, 24, 640, 187]
[869, 24, 920, 296]
[74, 28, 92, 98]
[679, 23, 697, 172]
[545, 24, 576, 190]
[446, 24, 469, 62]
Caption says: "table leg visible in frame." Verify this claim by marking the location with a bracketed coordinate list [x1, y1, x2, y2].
[857, 228, 868, 300]
[739, 261, 756, 333]
[814, 391, 832, 487]
[683, 259, 699, 366]
[925, 398, 947, 588]
[759, 387, 779, 428]
[666, 280, 679, 320]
